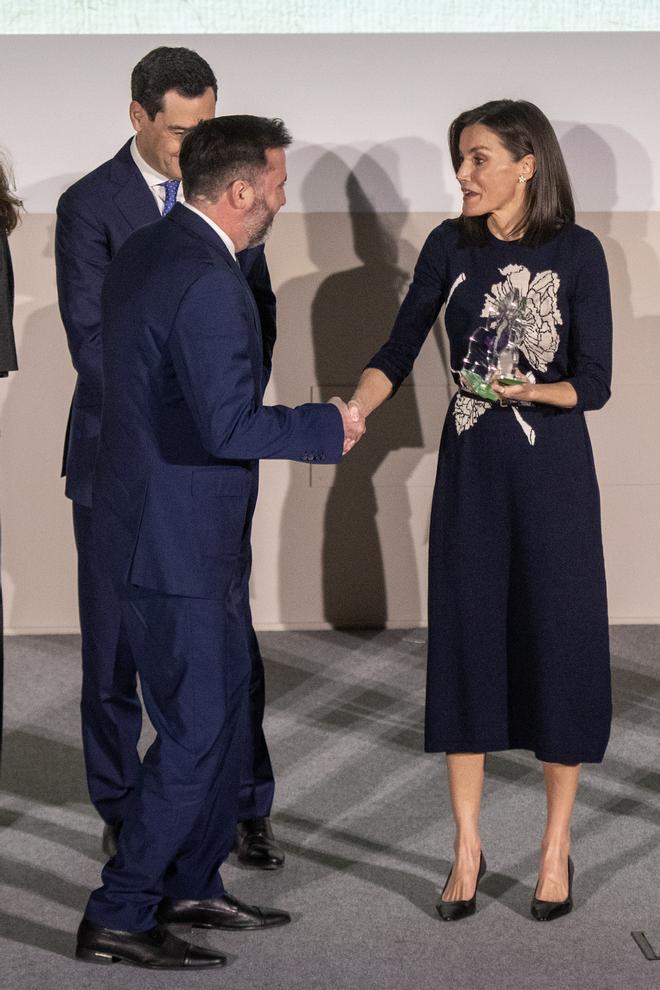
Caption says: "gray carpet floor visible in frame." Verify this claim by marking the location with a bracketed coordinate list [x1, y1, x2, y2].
[0, 626, 659, 989]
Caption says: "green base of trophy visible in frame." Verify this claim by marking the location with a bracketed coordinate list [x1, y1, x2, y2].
[460, 369, 498, 403]
[497, 376, 523, 387]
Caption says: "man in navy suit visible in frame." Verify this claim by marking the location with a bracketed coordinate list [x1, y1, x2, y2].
[56, 47, 284, 868]
[75, 115, 362, 968]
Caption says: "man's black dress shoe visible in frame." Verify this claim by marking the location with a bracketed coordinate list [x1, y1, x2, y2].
[235, 817, 285, 870]
[157, 892, 291, 930]
[101, 823, 120, 858]
[436, 852, 487, 922]
[531, 856, 574, 921]
[75, 918, 226, 969]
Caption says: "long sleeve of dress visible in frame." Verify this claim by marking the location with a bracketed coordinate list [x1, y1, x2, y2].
[365, 226, 448, 392]
[566, 230, 612, 413]
[0, 231, 18, 377]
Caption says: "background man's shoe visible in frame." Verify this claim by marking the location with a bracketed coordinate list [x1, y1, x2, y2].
[235, 817, 285, 870]
[157, 893, 291, 930]
[75, 918, 226, 969]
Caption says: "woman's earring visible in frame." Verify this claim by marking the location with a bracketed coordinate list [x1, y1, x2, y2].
[518, 175, 527, 184]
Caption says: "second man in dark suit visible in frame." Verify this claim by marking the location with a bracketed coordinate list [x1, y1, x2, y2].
[56, 46, 283, 867]
[76, 113, 362, 969]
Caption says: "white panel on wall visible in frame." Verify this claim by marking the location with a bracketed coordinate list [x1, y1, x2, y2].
[601, 486, 660, 621]
[588, 388, 660, 487]
[2, 1, 659, 32]
[1, 35, 659, 212]
[0, 33, 658, 630]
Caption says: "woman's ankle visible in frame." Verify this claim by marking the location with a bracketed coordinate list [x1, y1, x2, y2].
[453, 834, 482, 859]
[540, 832, 571, 859]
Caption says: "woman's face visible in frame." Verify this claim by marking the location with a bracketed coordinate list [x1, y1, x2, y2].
[455, 123, 533, 221]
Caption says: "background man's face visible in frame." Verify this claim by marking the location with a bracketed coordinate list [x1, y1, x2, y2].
[132, 87, 216, 179]
[245, 147, 287, 247]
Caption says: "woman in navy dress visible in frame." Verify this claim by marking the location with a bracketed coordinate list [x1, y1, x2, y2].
[0, 155, 20, 753]
[349, 100, 612, 921]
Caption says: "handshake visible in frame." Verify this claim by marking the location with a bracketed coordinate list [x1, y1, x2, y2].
[328, 396, 367, 455]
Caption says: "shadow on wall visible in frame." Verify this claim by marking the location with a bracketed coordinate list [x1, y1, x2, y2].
[0, 194, 78, 631]
[560, 124, 659, 617]
[276, 143, 448, 628]
[560, 124, 659, 382]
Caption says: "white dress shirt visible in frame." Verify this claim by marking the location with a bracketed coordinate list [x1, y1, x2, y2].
[130, 138, 236, 258]
[130, 136, 185, 214]
[183, 203, 237, 261]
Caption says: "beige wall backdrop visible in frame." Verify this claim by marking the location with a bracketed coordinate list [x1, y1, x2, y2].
[0, 34, 658, 631]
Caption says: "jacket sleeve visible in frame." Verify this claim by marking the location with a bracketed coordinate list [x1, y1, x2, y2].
[238, 244, 277, 392]
[365, 226, 448, 392]
[566, 231, 613, 413]
[55, 189, 110, 395]
[169, 269, 343, 464]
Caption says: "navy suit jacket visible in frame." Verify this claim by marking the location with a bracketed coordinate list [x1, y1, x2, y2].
[56, 139, 277, 507]
[95, 203, 343, 600]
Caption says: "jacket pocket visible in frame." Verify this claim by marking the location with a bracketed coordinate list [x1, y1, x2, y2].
[191, 469, 250, 558]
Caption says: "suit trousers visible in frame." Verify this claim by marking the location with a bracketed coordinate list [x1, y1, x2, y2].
[73, 500, 274, 826]
[74, 502, 141, 824]
[85, 582, 250, 932]
[236, 539, 276, 820]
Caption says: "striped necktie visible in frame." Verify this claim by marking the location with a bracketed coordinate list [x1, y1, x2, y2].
[161, 179, 180, 216]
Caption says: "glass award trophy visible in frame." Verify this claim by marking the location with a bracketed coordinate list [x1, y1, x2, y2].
[459, 289, 527, 402]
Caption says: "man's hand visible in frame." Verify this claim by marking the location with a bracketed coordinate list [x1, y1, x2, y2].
[328, 396, 366, 455]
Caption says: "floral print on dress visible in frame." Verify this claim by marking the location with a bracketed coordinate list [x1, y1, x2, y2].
[454, 264, 562, 443]
[482, 264, 561, 372]
[454, 394, 490, 435]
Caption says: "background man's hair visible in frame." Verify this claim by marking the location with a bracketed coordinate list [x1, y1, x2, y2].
[180, 116, 292, 202]
[0, 154, 22, 234]
[131, 46, 217, 120]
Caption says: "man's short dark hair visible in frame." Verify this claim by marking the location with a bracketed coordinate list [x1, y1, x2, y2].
[131, 47, 217, 120]
[180, 115, 292, 203]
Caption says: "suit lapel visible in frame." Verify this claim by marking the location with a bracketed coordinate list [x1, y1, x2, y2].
[232, 265, 264, 397]
[233, 263, 262, 335]
[166, 206, 265, 394]
[110, 140, 161, 231]
[167, 205, 262, 335]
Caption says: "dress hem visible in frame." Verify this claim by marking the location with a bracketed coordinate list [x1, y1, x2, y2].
[424, 739, 606, 765]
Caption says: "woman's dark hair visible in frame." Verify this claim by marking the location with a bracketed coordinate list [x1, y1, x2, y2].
[448, 99, 575, 247]
[131, 46, 217, 120]
[0, 154, 23, 234]
[180, 115, 292, 203]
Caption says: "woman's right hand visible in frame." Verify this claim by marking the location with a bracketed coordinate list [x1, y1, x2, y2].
[348, 368, 394, 420]
[328, 396, 366, 454]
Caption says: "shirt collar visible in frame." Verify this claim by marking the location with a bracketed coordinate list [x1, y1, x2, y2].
[130, 135, 172, 188]
[183, 203, 237, 260]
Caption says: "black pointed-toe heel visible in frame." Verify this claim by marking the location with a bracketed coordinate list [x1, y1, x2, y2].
[531, 856, 574, 922]
[436, 852, 487, 922]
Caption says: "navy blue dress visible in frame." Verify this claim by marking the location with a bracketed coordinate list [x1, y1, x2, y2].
[1, 228, 18, 752]
[368, 220, 612, 763]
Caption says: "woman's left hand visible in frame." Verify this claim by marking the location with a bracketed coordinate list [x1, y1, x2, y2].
[491, 373, 578, 409]
[491, 372, 538, 403]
